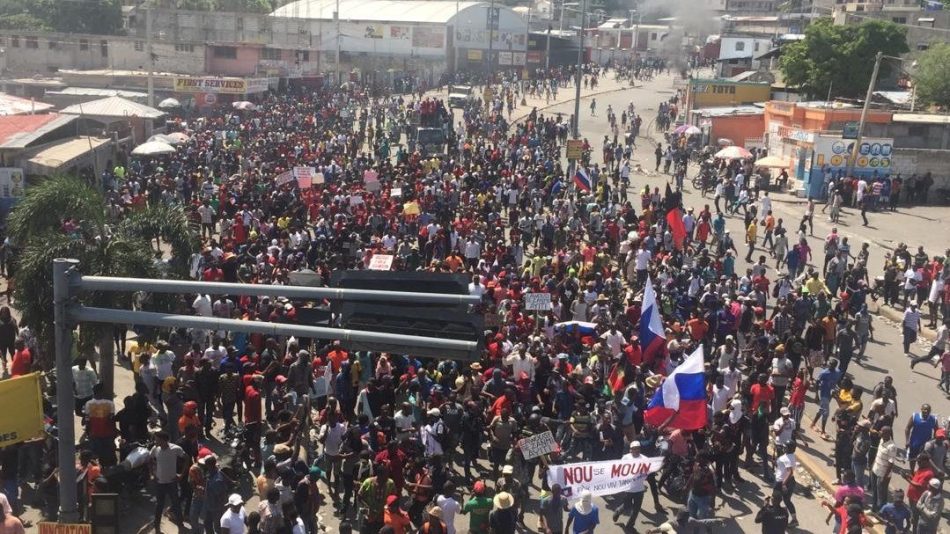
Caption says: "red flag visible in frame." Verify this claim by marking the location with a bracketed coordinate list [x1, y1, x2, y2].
[666, 207, 686, 250]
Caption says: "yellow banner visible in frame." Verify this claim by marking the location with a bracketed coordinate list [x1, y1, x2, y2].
[0, 372, 44, 447]
[173, 77, 248, 95]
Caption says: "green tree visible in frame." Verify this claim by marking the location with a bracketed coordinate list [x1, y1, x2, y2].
[0, 0, 121, 35]
[779, 18, 908, 99]
[912, 42, 950, 110]
[8, 176, 198, 396]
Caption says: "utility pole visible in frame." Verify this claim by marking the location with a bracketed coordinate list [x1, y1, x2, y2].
[572, 0, 585, 138]
[845, 51, 882, 178]
[145, 1, 154, 108]
[54, 259, 79, 523]
[335, 0, 341, 86]
[545, 24, 552, 71]
[487, 0, 497, 83]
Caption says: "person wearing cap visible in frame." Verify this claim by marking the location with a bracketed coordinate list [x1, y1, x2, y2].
[383, 494, 411, 534]
[612, 440, 657, 529]
[905, 451, 937, 528]
[219, 493, 245, 534]
[461, 480, 492, 534]
[420, 408, 446, 458]
[495, 465, 525, 526]
[915, 478, 944, 534]
[420, 505, 448, 534]
[771, 407, 796, 448]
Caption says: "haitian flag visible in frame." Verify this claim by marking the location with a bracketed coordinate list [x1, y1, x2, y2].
[638, 277, 666, 365]
[573, 166, 592, 192]
[644, 346, 707, 430]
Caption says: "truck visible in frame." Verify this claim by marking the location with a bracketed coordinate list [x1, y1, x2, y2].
[448, 85, 475, 108]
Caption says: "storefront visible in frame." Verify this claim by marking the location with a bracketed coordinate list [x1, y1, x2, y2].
[172, 76, 277, 108]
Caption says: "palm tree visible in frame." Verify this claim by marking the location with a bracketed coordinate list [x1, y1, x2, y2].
[7, 176, 199, 396]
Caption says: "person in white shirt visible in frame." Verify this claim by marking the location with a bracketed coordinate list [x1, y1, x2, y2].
[719, 359, 742, 393]
[220, 494, 246, 534]
[773, 442, 799, 527]
[870, 426, 900, 510]
[600, 327, 625, 358]
[436, 485, 461, 534]
[192, 294, 213, 317]
[611, 441, 658, 528]
[710, 375, 733, 414]
[420, 408, 445, 458]
[772, 408, 796, 446]
[505, 346, 537, 382]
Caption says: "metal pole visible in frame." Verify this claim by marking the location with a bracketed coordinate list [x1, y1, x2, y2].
[54, 259, 80, 523]
[76, 275, 480, 306]
[488, 0, 496, 83]
[559, 0, 565, 33]
[335, 0, 341, 86]
[572, 0, 585, 139]
[71, 306, 478, 353]
[145, 1, 154, 108]
[845, 51, 882, 178]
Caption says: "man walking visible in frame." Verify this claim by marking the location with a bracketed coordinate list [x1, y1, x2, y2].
[150, 430, 187, 532]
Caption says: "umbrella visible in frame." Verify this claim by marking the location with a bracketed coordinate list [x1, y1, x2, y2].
[232, 101, 256, 111]
[717, 138, 734, 146]
[164, 132, 191, 145]
[131, 140, 176, 156]
[673, 124, 701, 135]
[754, 155, 788, 168]
[157, 97, 181, 109]
[147, 134, 172, 144]
[714, 146, 753, 160]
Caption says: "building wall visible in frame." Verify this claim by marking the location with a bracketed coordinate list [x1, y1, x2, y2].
[110, 41, 206, 75]
[710, 114, 766, 148]
[763, 101, 892, 132]
[206, 45, 261, 76]
[890, 149, 950, 188]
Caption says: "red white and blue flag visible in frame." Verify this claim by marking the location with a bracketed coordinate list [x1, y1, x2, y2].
[573, 166, 592, 192]
[638, 277, 666, 365]
[644, 346, 707, 430]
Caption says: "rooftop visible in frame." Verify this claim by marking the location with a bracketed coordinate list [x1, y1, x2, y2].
[60, 96, 164, 120]
[0, 93, 54, 116]
[892, 113, 950, 125]
[273, 0, 484, 23]
[0, 113, 76, 149]
[692, 105, 765, 117]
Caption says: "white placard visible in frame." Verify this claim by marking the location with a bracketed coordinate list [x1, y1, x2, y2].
[519, 430, 557, 460]
[368, 254, 394, 271]
[524, 292, 553, 311]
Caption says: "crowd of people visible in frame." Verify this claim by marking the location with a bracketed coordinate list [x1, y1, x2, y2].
[0, 60, 946, 534]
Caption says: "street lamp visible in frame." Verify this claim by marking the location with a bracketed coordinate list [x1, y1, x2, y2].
[845, 52, 908, 177]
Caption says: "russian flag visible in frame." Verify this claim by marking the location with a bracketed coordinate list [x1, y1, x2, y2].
[644, 346, 708, 430]
[639, 277, 666, 365]
[573, 166, 592, 192]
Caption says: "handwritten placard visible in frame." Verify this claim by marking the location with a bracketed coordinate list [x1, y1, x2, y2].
[519, 430, 557, 459]
[524, 292, 553, 311]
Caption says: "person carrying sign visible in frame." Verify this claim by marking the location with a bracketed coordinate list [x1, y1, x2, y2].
[612, 441, 661, 530]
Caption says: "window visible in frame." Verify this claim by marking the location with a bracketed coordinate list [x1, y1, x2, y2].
[754, 41, 760, 52]
[917, 42, 930, 51]
[100, 40, 108, 57]
[261, 47, 281, 60]
[79, 39, 89, 51]
[10, 36, 18, 48]
[735, 41, 745, 51]
[296, 50, 310, 62]
[236, 17, 244, 31]
[892, 17, 906, 24]
[213, 46, 237, 59]
[175, 43, 194, 53]
[25, 36, 38, 49]
[0, 38, 4, 46]
[134, 41, 144, 52]
[650, 32, 657, 40]
[48, 39, 58, 50]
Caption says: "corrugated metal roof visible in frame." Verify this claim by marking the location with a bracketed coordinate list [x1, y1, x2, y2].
[693, 105, 764, 117]
[24, 136, 110, 173]
[48, 87, 149, 99]
[60, 96, 164, 120]
[273, 0, 484, 23]
[0, 113, 77, 149]
[0, 93, 54, 116]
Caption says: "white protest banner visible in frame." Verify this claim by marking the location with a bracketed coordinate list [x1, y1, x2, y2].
[312, 363, 332, 398]
[368, 254, 394, 271]
[524, 292, 553, 311]
[275, 171, 295, 186]
[293, 166, 316, 189]
[519, 430, 557, 460]
[546, 456, 664, 498]
[391, 187, 403, 198]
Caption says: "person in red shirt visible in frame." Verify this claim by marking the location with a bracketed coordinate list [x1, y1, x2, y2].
[9, 339, 31, 377]
[244, 374, 263, 469]
[326, 341, 349, 373]
[749, 373, 775, 416]
[904, 451, 935, 507]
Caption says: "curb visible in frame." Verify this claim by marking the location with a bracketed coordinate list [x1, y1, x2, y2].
[874, 302, 938, 342]
[795, 418, 888, 534]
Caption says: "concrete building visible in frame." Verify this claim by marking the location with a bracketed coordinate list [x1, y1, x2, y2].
[833, 8, 950, 56]
[272, 0, 529, 78]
